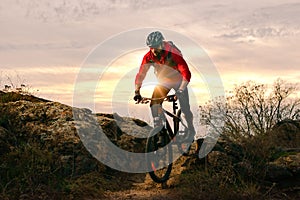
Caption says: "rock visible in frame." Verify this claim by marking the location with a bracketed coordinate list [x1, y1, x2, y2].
[262, 120, 300, 187]
[0, 98, 152, 177]
[0, 91, 49, 103]
[266, 152, 300, 187]
[268, 119, 300, 148]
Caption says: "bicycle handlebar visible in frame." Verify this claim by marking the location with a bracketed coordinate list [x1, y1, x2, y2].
[135, 94, 177, 104]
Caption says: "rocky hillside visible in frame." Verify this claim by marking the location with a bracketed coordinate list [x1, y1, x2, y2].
[0, 91, 152, 199]
[0, 91, 299, 199]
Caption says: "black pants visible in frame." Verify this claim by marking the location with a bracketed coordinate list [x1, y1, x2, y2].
[150, 85, 194, 129]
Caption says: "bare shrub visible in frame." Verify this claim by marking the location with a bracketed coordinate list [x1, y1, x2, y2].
[0, 72, 36, 95]
[200, 79, 300, 141]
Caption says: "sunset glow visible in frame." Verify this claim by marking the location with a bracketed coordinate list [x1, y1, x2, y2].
[1, 0, 299, 124]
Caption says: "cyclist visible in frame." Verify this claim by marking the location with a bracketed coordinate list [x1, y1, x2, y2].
[133, 31, 195, 145]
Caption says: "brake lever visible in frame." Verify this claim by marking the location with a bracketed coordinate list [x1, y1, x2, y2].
[140, 98, 150, 104]
[135, 98, 150, 104]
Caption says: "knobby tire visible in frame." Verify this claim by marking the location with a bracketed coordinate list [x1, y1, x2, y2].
[145, 126, 173, 183]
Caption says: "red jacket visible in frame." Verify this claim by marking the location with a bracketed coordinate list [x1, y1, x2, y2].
[135, 41, 191, 87]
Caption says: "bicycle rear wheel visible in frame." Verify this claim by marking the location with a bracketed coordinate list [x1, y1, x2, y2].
[146, 126, 173, 183]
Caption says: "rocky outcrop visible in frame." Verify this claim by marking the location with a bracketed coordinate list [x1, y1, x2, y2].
[0, 96, 151, 177]
[266, 152, 300, 188]
[265, 120, 300, 187]
[187, 119, 300, 193]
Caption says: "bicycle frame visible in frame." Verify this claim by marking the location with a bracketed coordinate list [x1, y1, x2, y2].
[138, 95, 188, 140]
[163, 101, 180, 140]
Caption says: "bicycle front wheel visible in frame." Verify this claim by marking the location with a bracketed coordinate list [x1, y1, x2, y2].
[145, 126, 173, 183]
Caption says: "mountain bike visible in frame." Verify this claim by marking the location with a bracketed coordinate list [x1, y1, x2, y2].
[136, 94, 194, 183]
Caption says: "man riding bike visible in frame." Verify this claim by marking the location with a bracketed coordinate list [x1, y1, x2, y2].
[133, 31, 195, 145]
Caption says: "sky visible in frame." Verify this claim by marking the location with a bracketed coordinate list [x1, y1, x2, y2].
[1, 0, 300, 123]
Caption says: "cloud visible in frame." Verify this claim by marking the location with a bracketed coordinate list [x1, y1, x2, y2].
[2, 0, 195, 23]
[0, 41, 85, 51]
[218, 27, 294, 40]
[215, 3, 300, 42]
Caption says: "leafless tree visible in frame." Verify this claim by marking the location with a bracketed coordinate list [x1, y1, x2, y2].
[199, 79, 300, 141]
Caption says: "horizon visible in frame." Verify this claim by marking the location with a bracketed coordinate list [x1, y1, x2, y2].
[1, 0, 299, 123]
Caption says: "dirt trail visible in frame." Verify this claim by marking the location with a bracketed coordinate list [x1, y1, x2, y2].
[103, 172, 184, 200]
[104, 181, 178, 200]
[103, 145, 200, 200]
